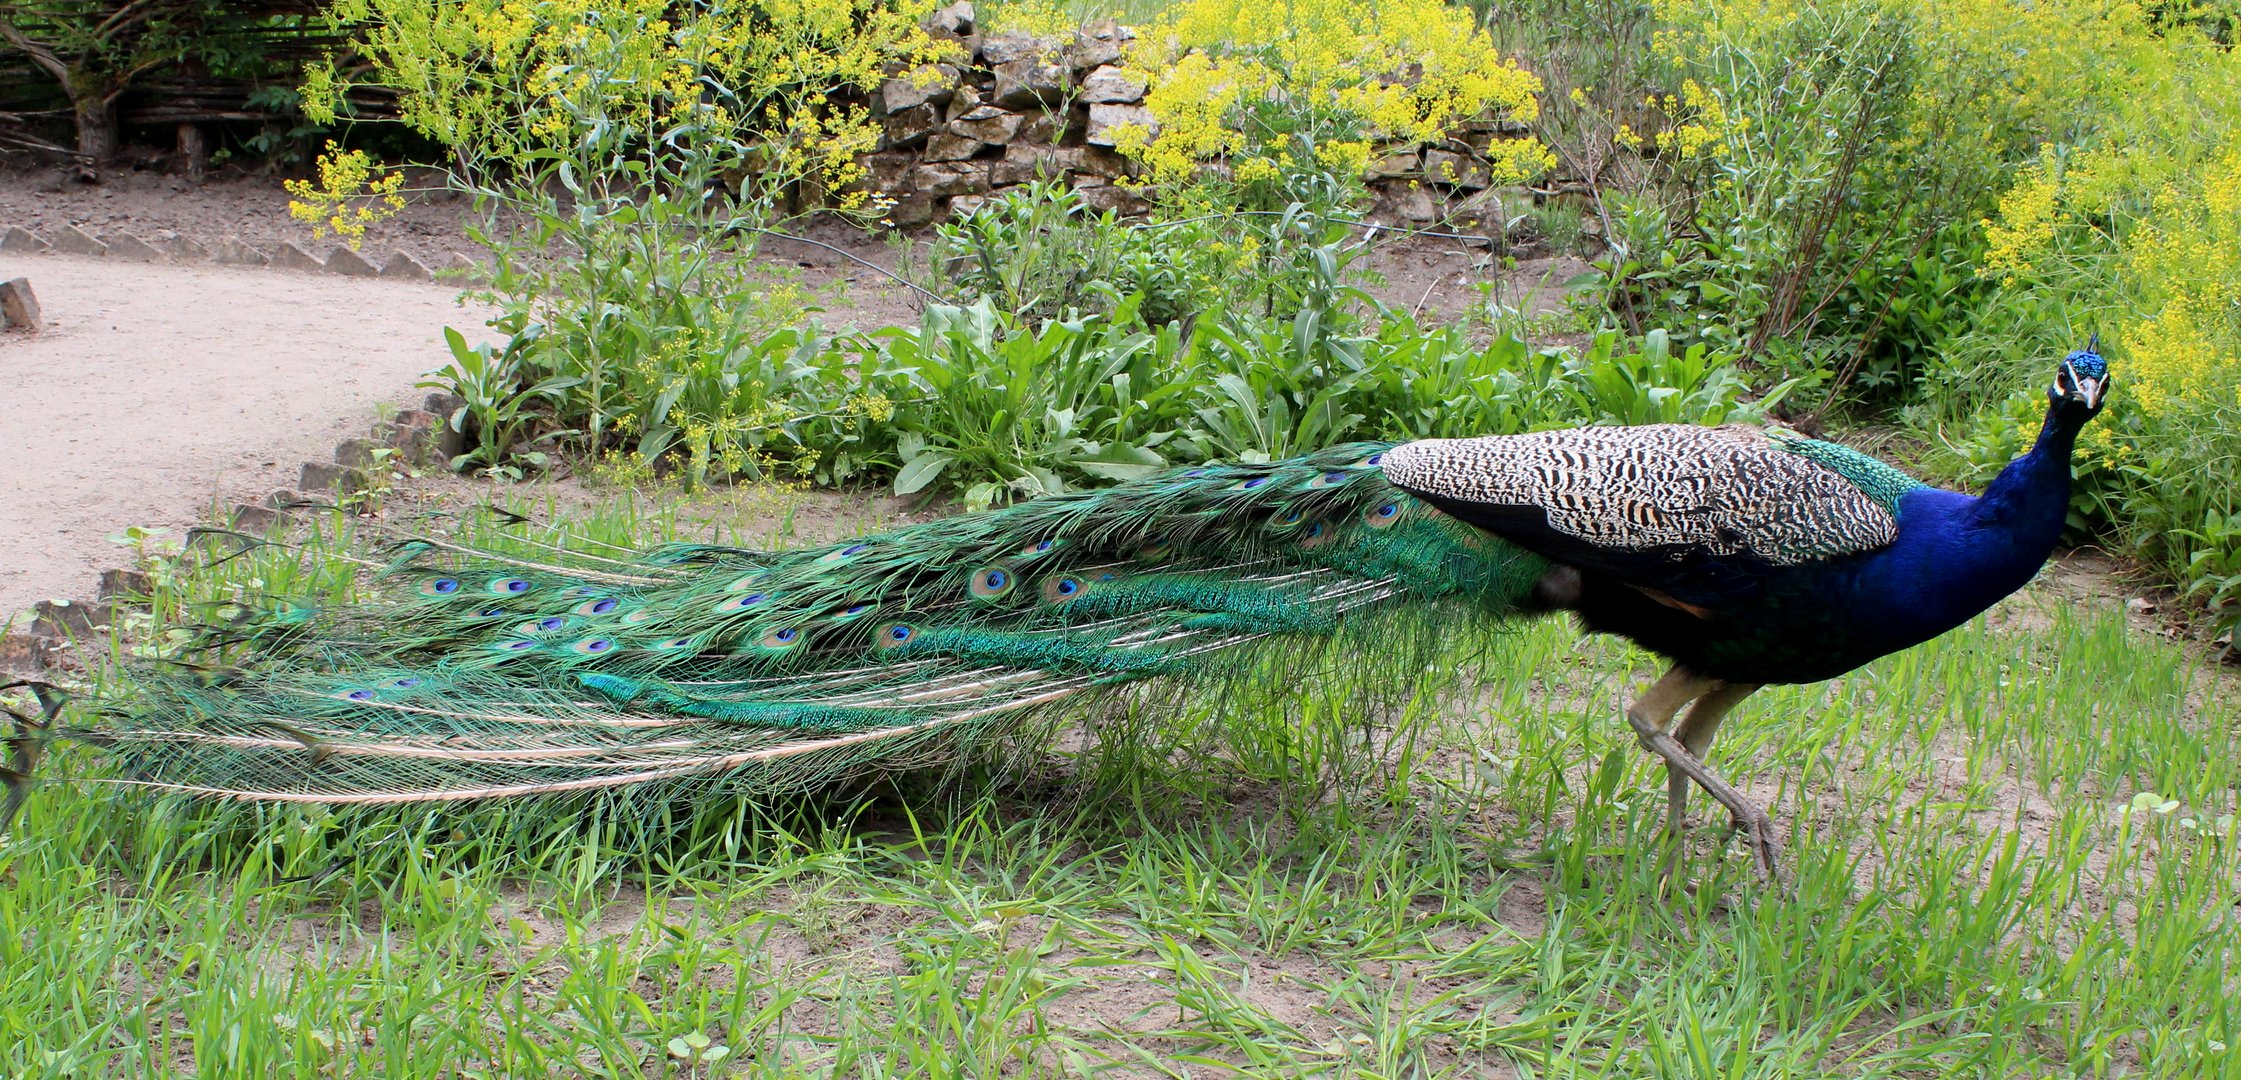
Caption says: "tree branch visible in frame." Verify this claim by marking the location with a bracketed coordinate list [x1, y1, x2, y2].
[0, 19, 73, 84]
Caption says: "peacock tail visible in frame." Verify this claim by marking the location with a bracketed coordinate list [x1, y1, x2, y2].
[71, 443, 1549, 806]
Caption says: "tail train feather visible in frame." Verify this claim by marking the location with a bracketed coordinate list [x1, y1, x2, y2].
[54, 443, 1547, 806]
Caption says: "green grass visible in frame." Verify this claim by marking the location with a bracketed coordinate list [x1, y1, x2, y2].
[2, 493, 2237, 1077]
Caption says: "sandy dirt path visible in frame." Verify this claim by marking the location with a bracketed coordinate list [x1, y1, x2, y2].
[0, 252, 499, 618]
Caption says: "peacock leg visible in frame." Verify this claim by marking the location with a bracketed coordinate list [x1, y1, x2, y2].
[1623, 667, 1783, 883]
[1658, 681, 1762, 886]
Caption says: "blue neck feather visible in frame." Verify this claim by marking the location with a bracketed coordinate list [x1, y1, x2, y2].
[1970, 400, 2082, 543]
[1837, 398, 2088, 659]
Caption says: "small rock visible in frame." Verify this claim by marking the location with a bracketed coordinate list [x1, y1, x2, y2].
[299, 460, 370, 496]
[1423, 148, 1491, 190]
[1016, 108, 1063, 146]
[1072, 146, 1132, 179]
[979, 30, 1050, 65]
[991, 58, 1069, 108]
[2125, 596, 2158, 616]
[923, 132, 988, 163]
[424, 390, 467, 416]
[949, 193, 990, 219]
[334, 437, 384, 469]
[1086, 103, 1157, 147]
[1065, 22, 1128, 70]
[884, 191, 938, 228]
[882, 103, 942, 149]
[232, 504, 282, 533]
[384, 409, 441, 467]
[1368, 149, 1422, 179]
[380, 252, 431, 281]
[439, 251, 487, 282]
[950, 104, 1024, 144]
[324, 245, 380, 277]
[102, 233, 162, 262]
[880, 65, 956, 114]
[1384, 183, 1439, 222]
[0, 632, 50, 674]
[98, 568, 154, 601]
[1080, 183, 1149, 216]
[943, 86, 985, 122]
[162, 233, 208, 261]
[32, 599, 109, 639]
[272, 241, 324, 272]
[0, 277, 41, 332]
[54, 224, 107, 256]
[211, 237, 269, 266]
[0, 226, 50, 253]
[862, 150, 918, 193]
[910, 161, 990, 197]
[993, 150, 1058, 186]
[263, 488, 303, 509]
[925, 0, 974, 37]
[1080, 65, 1145, 104]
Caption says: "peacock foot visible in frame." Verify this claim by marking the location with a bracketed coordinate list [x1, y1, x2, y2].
[1623, 706, 1785, 887]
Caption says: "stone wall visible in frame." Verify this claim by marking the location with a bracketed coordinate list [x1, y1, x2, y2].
[861, 2, 1532, 229]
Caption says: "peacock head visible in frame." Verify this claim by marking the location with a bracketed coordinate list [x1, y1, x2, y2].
[2050, 336, 2110, 419]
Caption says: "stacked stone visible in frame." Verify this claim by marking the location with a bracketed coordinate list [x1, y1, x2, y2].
[864, 4, 1152, 226]
[860, 2, 1538, 228]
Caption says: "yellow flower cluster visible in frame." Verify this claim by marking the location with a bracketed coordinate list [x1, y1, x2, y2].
[1652, 79, 1735, 159]
[1117, 0, 1550, 188]
[314, 0, 945, 210]
[283, 143, 407, 249]
[1980, 161, 2061, 284]
[2121, 146, 2241, 414]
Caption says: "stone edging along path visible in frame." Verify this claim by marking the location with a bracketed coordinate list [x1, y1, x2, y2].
[0, 221, 480, 284]
[0, 388, 468, 677]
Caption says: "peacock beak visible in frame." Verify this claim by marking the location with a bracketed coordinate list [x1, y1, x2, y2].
[2060, 361, 2107, 410]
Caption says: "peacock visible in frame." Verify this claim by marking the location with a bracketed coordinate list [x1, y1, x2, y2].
[2, 346, 2110, 883]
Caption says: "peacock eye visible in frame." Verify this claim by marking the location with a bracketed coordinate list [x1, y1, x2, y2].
[538, 616, 565, 631]
[890, 625, 912, 641]
[843, 544, 869, 556]
[392, 677, 420, 688]
[584, 639, 612, 652]
[985, 570, 1006, 588]
[1364, 452, 1384, 465]
[1376, 504, 1398, 518]
[1306, 522, 1325, 537]
[845, 603, 871, 615]
[1058, 578, 1078, 594]
[1324, 472, 1346, 483]
[590, 598, 618, 613]
[506, 640, 535, 650]
[1243, 477, 1267, 488]
[345, 689, 374, 701]
[505, 579, 530, 593]
[775, 628, 797, 642]
[432, 578, 459, 593]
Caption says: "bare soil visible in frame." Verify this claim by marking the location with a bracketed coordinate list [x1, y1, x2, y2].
[0, 251, 502, 617]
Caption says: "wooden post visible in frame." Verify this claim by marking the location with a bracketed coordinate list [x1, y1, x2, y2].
[177, 121, 208, 182]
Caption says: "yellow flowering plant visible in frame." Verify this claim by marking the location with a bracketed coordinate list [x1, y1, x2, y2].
[309, 0, 944, 479]
[283, 144, 407, 250]
[1114, 0, 1551, 210]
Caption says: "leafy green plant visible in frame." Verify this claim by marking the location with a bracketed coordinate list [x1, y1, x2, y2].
[311, 0, 943, 481]
[877, 298, 1191, 510]
[422, 326, 577, 478]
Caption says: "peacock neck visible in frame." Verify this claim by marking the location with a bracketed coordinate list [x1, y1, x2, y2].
[1969, 401, 2082, 548]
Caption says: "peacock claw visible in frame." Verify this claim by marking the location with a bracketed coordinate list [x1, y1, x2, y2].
[1624, 705, 1786, 889]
